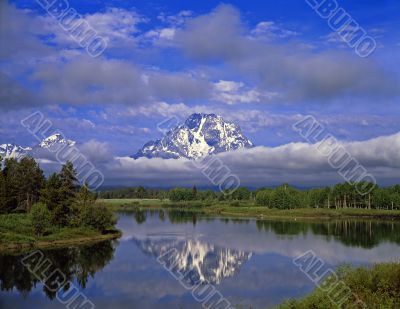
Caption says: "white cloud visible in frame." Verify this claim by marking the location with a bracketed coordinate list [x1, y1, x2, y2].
[45, 7, 147, 49]
[159, 28, 176, 40]
[213, 80, 278, 105]
[36, 131, 400, 187]
[214, 80, 243, 92]
[251, 21, 299, 39]
[176, 5, 399, 102]
[157, 10, 193, 26]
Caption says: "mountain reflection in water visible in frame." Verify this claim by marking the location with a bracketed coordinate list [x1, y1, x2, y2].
[135, 237, 252, 285]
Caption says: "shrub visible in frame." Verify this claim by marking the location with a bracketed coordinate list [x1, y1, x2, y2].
[82, 205, 116, 233]
[230, 201, 240, 207]
[30, 203, 51, 237]
[256, 190, 273, 207]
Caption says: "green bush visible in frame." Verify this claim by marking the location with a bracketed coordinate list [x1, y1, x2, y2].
[256, 190, 273, 207]
[277, 262, 400, 309]
[82, 205, 116, 233]
[30, 203, 51, 237]
[230, 201, 240, 207]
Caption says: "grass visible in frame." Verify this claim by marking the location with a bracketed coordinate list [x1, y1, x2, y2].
[0, 213, 121, 253]
[98, 199, 400, 219]
[276, 262, 400, 309]
[99, 198, 165, 211]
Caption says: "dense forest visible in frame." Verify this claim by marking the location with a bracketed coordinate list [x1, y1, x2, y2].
[99, 183, 400, 210]
[0, 156, 115, 235]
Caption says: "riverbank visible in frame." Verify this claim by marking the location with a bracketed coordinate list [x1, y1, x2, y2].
[0, 214, 121, 254]
[276, 262, 400, 308]
[99, 199, 400, 220]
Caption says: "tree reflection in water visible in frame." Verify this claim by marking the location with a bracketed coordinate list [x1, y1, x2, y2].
[0, 240, 117, 299]
[132, 210, 400, 249]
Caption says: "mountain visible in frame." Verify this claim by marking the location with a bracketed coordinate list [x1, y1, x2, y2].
[0, 134, 76, 160]
[37, 133, 76, 149]
[133, 113, 254, 159]
[0, 144, 32, 160]
[135, 237, 252, 285]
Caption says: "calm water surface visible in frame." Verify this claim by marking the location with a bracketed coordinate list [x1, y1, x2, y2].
[1, 210, 400, 308]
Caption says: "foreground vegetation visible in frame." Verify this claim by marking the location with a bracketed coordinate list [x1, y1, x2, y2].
[277, 262, 400, 309]
[0, 213, 120, 253]
[0, 157, 119, 251]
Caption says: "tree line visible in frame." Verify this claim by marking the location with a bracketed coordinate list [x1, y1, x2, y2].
[99, 183, 400, 210]
[0, 156, 115, 236]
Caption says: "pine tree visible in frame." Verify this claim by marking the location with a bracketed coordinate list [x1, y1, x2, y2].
[19, 157, 46, 211]
[0, 157, 6, 213]
[56, 161, 78, 226]
[76, 184, 96, 209]
[2, 157, 45, 212]
[192, 185, 198, 200]
[40, 173, 62, 212]
[40, 162, 78, 226]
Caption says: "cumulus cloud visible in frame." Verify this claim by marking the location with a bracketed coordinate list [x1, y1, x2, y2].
[77, 140, 113, 163]
[0, 73, 42, 110]
[175, 4, 400, 102]
[44, 7, 147, 50]
[2, 1, 398, 112]
[30, 55, 211, 105]
[0, 2, 53, 61]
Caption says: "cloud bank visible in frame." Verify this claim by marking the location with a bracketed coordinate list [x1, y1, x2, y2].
[36, 131, 400, 188]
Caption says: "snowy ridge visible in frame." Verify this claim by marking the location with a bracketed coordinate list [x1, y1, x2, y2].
[39, 133, 76, 149]
[133, 113, 254, 159]
[0, 134, 76, 160]
[0, 144, 32, 160]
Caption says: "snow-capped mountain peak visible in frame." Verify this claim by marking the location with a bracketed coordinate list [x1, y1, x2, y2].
[39, 133, 76, 149]
[0, 134, 76, 160]
[133, 113, 254, 159]
[0, 144, 32, 160]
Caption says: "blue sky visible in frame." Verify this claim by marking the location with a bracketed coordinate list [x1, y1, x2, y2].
[1, 0, 400, 187]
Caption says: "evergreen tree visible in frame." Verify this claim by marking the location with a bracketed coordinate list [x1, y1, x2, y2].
[76, 184, 96, 209]
[71, 184, 97, 226]
[136, 186, 146, 199]
[40, 162, 78, 226]
[0, 157, 6, 213]
[55, 162, 78, 226]
[3, 157, 45, 212]
[40, 173, 62, 212]
[192, 185, 198, 199]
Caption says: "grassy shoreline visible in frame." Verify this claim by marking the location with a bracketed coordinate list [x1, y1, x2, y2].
[276, 262, 400, 308]
[0, 213, 121, 254]
[99, 199, 400, 220]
